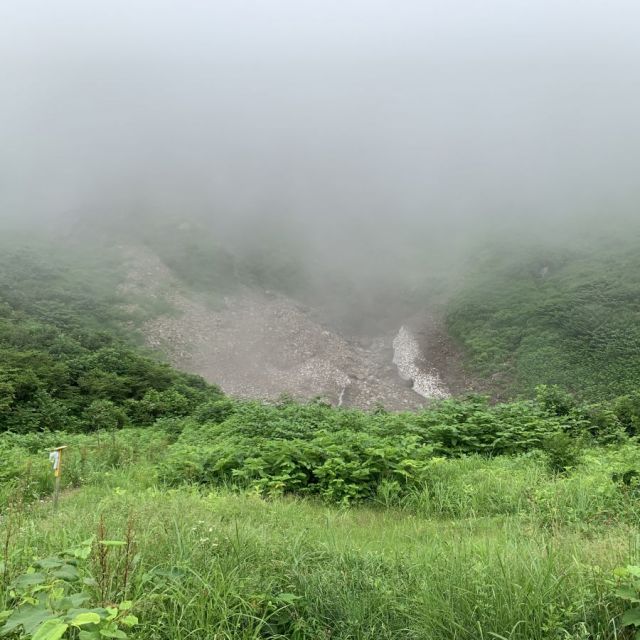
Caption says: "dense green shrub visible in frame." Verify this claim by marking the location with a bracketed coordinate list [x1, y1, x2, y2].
[159, 427, 433, 504]
[150, 389, 640, 503]
[83, 399, 127, 432]
[193, 398, 236, 424]
[612, 391, 640, 436]
[541, 432, 582, 474]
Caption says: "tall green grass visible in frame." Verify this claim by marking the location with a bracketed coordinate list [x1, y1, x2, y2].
[1, 483, 632, 639]
[2, 442, 639, 639]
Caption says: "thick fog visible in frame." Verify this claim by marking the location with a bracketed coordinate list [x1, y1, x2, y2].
[2, 0, 640, 266]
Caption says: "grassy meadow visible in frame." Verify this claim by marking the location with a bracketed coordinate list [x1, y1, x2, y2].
[2, 429, 640, 639]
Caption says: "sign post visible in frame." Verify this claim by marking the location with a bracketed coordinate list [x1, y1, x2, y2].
[49, 446, 67, 510]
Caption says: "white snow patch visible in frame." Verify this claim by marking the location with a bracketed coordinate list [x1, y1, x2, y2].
[392, 326, 449, 400]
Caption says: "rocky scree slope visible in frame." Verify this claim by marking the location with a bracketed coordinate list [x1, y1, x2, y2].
[120, 246, 469, 410]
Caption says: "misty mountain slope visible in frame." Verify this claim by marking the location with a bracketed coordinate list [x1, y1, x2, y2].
[120, 246, 463, 409]
[446, 236, 640, 400]
[0, 245, 223, 434]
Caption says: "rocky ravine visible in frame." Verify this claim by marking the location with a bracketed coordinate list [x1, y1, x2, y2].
[120, 247, 464, 410]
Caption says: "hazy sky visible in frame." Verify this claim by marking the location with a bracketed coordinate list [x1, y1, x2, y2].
[1, 1, 639, 247]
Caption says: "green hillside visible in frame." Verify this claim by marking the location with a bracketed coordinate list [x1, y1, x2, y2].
[447, 231, 640, 400]
[3, 233, 640, 638]
[0, 244, 223, 434]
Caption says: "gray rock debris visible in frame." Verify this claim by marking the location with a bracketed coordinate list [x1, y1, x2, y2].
[119, 246, 447, 410]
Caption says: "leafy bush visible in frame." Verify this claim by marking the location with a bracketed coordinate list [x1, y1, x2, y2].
[193, 398, 235, 424]
[147, 387, 640, 503]
[0, 538, 138, 639]
[613, 565, 640, 637]
[83, 400, 127, 432]
[541, 432, 582, 474]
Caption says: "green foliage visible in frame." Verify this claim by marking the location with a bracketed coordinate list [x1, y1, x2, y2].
[447, 236, 640, 399]
[0, 539, 137, 639]
[0, 378, 15, 413]
[83, 401, 126, 433]
[541, 432, 582, 474]
[613, 565, 640, 638]
[535, 384, 576, 416]
[151, 389, 640, 504]
[1, 407, 639, 639]
[612, 391, 640, 437]
[0, 474, 632, 640]
[193, 398, 235, 424]
[0, 251, 223, 434]
[6, 222, 640, 638]
[2, 245, 639, 508]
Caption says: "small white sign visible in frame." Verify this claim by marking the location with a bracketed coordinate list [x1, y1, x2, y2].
[49, 450, 60, 473]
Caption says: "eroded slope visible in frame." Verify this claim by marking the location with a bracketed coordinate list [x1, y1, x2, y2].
[121, 246, 468, 409]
